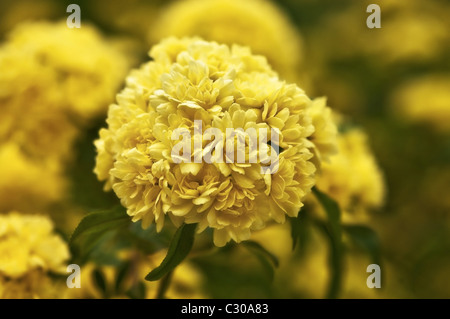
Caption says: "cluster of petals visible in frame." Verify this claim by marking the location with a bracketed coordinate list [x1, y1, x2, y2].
[95, 37, 337, 246]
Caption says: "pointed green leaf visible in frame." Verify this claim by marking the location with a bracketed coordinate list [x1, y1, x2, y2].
[70, 206, 130, 245]
[92, 268, 108, 298]
[145, 223, 197, 281]
[344, 225, 382, 265]
[254, 252, 276, 281]
[312, 187, 343, 299]
[289, 208, 311, 251]
[115, 260, 132, 293]
[312, 187, 341, 239]
[126, 281, 147, 299]
[243, 240, 279, 267]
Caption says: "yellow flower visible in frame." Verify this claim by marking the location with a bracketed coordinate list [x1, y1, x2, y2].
[390, 75, 450, 133]
[0, 143, 65, 213]
[307, 97, 338, 163]
[311, 0, 450, 66]
[0, 212, 70, 298]
[0, 21, 131, 169]
[89, 0, 161, 42]
[3, 21, 130, 120]
[0, 0, 60, 36]
[313, 128, 385, 223]
[95, 37, 337, 246]
[149, 0, 304, 83]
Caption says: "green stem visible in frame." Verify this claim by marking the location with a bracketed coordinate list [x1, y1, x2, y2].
[156, 270, 174, 299]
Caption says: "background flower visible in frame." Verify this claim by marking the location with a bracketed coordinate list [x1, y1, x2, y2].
[0, 212, 70, 298]
[149, 0, 306, 85]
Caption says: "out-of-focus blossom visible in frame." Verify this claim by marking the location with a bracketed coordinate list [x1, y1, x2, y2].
[0, 21, 130, 123]
[312, 128, 385, 223]
[390, 75, 450, 133]
[311, 1, 450, 67]
[149, 0, 305, 84]
[0, 143, 65, 213]
[0, 0, 61, 37]
[0, 212, 70, 298]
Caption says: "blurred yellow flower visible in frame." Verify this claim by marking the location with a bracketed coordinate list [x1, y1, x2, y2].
[390, 75, 450, 133]
[311, 1, 450, 67]
[149, 0, 305, 84]
[0, 212, 70, 298]
[89, 0, 161, 42]
[313, 128, 385, 223]
[0, 0, 61, 36]
[95, 37, 337, 246]
[0, 21, 131, 211]
[0, 143, 65, 212]
[0, 21, 130, 123]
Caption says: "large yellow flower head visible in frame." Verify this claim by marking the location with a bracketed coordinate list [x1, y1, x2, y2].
[0, 21, 130, 163]
[314, 128, 385, 223]
[0, 212, 70, 298]
[95, 37, 337, 246]
[149, 0, 304, 83]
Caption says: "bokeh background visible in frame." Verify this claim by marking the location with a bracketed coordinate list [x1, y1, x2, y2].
[0, 0, 449, 299]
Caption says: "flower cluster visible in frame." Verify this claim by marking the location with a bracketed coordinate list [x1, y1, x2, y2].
[313, 128, 385, 223]
[95, 37, 337, 246]
[0, 21, 130, 161]
[0, 212, 70, 298]
[0, 21, 131, 210]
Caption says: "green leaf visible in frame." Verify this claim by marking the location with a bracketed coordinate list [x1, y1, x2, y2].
[344, 225, 382, 265]
[145, 223, 197, 281]
[289, 208, 311, 252]
[253, 253, 276, 281]
[115, 260, 132, 293]
[70, 206, 130, 245]
[126, 281, 147, 299]
[242, 241, 279, 282]
[312, 187, 343, 299]
[242, 240, 279, 267]
[312, 187, 341, 239]
[92, 268, 108, 298]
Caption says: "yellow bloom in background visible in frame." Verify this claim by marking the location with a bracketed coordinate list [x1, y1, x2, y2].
[0, 0, 62, 37]
[390, 75, 450, 133]
[149, 0, 305, 84]
[0, 143, 65, 213]
[0, 20, 132, 212]
[311, 0, 450, 67]
[95, 37, 337, 246]
[313, 128, 385, 223]
[0, 44, 78, 162]
[88, 0, 162, 43]
[1, 21, 130, 123]
[0, 212, 70, 298]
